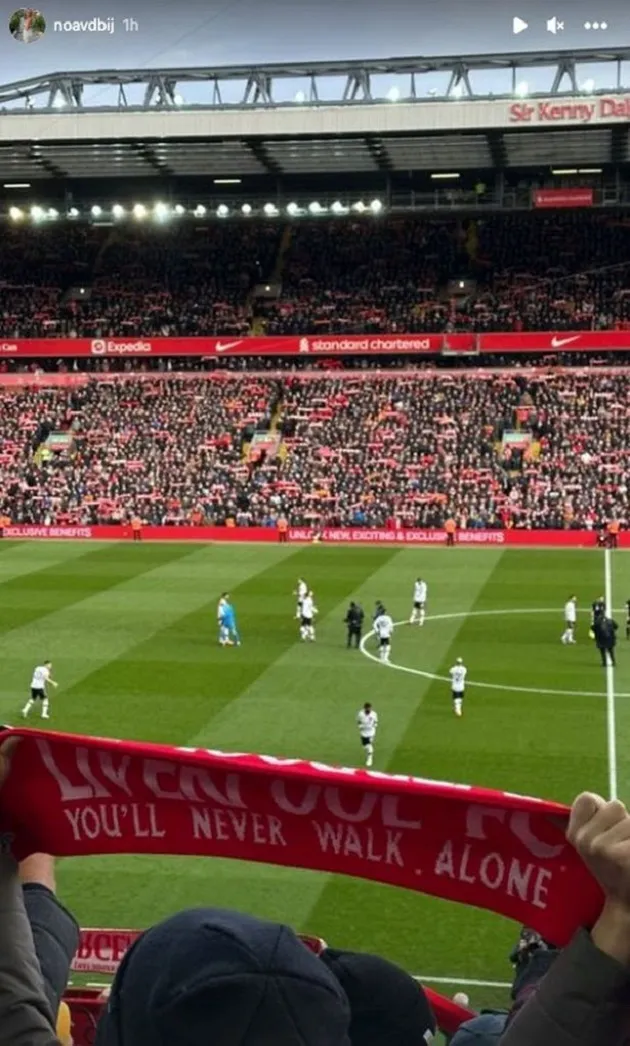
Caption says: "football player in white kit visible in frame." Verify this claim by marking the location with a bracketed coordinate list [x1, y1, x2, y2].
[409, 578, 428, 626]
[300, 591, 317, 641]
[357, 702, 378, 767]
[449, 658, 467, 717]
[374, 608, 394, 662]
[561, 596, 577, 644]
[294, 578, 308, 620]
[22, 661, 58, 719]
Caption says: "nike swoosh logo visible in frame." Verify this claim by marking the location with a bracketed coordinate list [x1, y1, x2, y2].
[550, 335, 581, 348]
[215, 341, 244, 353]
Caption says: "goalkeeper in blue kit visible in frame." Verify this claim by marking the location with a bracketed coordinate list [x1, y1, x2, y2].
[219, 601, 241, 647]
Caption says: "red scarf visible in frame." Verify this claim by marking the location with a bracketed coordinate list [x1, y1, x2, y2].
[0, 727, 603, 945]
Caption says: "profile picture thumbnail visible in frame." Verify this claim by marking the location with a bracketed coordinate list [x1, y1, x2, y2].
[9, 8, 46, 43]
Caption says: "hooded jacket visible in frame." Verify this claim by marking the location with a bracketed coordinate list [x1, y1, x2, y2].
[499, 929, 630, 1046]
[0, 854, 61, 1045]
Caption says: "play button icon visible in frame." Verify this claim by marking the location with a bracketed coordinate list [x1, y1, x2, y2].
[513, 15, 528, 33]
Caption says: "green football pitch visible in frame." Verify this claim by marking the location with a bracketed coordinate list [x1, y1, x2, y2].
[1, 539, 629, 1010]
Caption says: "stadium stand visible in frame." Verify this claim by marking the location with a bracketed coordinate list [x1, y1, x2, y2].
[260, 213, 630, 334]
[0, 369, 627, 530]
[1, 214, 630, 338]
[0, 223, 283, 338]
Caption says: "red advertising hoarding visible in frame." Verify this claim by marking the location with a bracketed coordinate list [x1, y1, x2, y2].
[532, 188, 594, 209]
[475, 331, 629, 352]
[0, 329, 629, 358]
[72, 929, 141, 975]
[0, 524, 616, 547]
[0, 334, 449, 358]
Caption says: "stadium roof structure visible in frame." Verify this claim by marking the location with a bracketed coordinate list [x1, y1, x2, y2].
[1, 48, 629, 109]
[0, 48, 628, 185]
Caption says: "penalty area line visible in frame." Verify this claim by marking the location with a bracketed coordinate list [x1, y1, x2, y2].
[413, 975, 512, 989]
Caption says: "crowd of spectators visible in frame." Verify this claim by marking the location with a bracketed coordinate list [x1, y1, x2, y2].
[1, 214, 630, 338]
[0, 355, 436, 378]
[470, 213, 630, 333]
[259, 213, 630, 334]
[4, 349, 630, 376]
[0, 223, 282, 339]
[0, 369, 628, 530]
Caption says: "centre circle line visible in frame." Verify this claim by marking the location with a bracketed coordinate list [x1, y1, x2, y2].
[359, 607, 630, 699]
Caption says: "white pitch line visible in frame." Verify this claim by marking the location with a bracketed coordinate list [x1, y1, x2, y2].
[414, 975, 511, 989]
[360, 607, 629, 699]
[604, 548, 619, 800]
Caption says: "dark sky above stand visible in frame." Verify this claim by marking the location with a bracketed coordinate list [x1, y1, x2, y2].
[0, 0, 628, 93]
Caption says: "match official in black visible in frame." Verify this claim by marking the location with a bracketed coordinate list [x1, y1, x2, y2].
[593, 614, 618, 667]
[589, 595, 605, 639]
[345, 601, 364, 649]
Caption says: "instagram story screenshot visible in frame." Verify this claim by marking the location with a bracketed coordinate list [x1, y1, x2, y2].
[0, 4, 628, 1046]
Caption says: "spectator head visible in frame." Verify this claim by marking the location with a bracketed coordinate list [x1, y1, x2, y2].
[95, 907, 352, 1046]
[449, 1013, 507, 1044]
[320, 947, 436, 1045]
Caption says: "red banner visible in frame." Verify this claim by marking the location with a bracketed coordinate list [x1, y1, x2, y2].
[478, 331, 630, 352]
[0, 728, 604, 944]
[0, 330, 628, 358]
[533, 188, 594, 209]
[424, 990, 475, 1036]
[0, 335, 448, 358]
[0, 524, 614, 547]
[72, 929, 141, 975]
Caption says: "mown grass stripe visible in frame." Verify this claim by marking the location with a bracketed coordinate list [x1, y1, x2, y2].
[0, 544, 297, 728]
[0, 540, 24, 554]
[0, 543, 109, 594]
[54, 546, 396, 744]
[57, 546, 402, 930]
[0, 542, 201, 639]
[57, 547, 502, 951]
